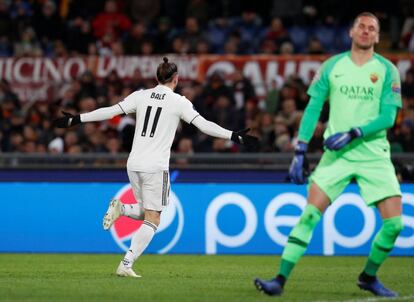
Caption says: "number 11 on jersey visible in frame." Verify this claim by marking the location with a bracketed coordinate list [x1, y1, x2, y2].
[141, 106, 162, 137]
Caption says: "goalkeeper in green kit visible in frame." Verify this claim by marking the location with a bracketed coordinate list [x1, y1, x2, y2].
[255, 12, 403, 297]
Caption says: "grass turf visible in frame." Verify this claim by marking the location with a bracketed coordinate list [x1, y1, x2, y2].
[0, 254, 413, 302]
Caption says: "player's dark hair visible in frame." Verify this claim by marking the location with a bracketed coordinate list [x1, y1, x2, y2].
[156, 57, 178, 84]
[352, 12, 380, 31]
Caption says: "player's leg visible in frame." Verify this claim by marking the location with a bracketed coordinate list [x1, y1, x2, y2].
[117, 170, 169, 277]
[356, 160, 403, 297]
[103, 170, 145, 230]
[278, 183, 329, 279]
[255, 152, 352, 296]
[255, 183, 329, 295]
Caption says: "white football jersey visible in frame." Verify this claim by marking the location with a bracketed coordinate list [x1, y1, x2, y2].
[118, 85, 199, 172]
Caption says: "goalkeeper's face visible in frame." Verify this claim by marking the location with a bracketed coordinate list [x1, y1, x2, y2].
[350, 16, 379, 50]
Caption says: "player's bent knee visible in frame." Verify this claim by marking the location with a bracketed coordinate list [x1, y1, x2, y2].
[299, 204, 322, 228]
[389, 217, 403, 235]
[144, 210, 161, 227]
[384, 216, 403, 237]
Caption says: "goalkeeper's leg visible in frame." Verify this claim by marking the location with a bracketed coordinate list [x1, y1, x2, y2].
[255, 183, 329, 295]
[358, 196, 402, 297]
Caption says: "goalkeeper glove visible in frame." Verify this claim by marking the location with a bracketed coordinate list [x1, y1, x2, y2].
[324, 128, 362, 151]
[289, 141, 310, 184]
[231, 128, 259, 151]
[53, 111, 81, 128]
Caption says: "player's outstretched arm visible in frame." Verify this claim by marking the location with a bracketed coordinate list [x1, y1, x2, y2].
[191, 115, 259, 150]
[53, 104, 125, 128]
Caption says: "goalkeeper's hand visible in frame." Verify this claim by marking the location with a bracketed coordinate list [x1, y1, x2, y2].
[53, 111, 81, 128]
[324, 128, 362, 151]
[289, 142, 310, 184]
[231, 128, 259, 151]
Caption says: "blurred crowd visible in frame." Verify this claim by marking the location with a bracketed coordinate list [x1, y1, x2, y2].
[1, 0, 414, 159]
[0, 0, 413, 57]
[1, 66, 414, 157]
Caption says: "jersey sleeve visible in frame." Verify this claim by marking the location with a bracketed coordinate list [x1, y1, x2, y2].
[307, 61, 331, 99]
[380, 64, 402, 108]
[179, 97, 200, 124]
[118, 91, 139, 114]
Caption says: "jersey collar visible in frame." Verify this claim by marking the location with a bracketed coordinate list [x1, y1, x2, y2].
[157, 84, 173, 92]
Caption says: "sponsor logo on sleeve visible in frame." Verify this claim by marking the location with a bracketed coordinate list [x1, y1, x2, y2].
[392, 83, 401, 94]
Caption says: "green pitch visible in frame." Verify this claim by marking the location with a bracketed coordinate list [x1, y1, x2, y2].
[0, 254, 413, 302]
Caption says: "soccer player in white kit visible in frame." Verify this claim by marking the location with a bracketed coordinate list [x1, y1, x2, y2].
[54, 57, 258, 277]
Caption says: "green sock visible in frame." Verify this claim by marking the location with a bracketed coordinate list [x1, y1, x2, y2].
[363, 216, 403, 276]
[278, 204, 322, 279]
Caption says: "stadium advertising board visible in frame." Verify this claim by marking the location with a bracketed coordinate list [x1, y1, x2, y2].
[2, 54, 413, 101]
[1, 183, 413, 255]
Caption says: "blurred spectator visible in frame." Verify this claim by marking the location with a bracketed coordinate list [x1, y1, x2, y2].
[401, 17, 414, 50]
[201, 71, 235, 117]
[181, 17, 208, 53]
[263, 17, 290, 52]
[307, 121, 324, 153]
[207, 17, 232, 53]
[211, 95, 240, 130]
[307, 37, 325, 54]
[402, 68, 414, 99]
[32, 0, 63, 55]
[273, 116, 293, 152]
[271, 0, 302, 24]
[186, 0, 209, 25]
[92, 0, 132, 42]
[170, 35, 189, 54]
[394, 119, 414, 152]
[10, 0, 33, 40]
[123, 22, 147, 55]
[276, 98, 302, 129]
[258, 112, 275, 152]
[78, 71, 97, 99]
[175, 137, 194, 165]
[105, 137, 121, 154]
[127, 0, 160, 24]
[212, 138, 233, 153]
[223, 31, 241, 54]
[195, 39, 210, 54]
[0, 0, 12, 40]
[279, 41, 294, 54]
[66, 17, 94, 54]
[231, 10, 264, 54]
[13, 26, 42, 56]
[230, 70, 256, 110]
[152, 17, 172, 54]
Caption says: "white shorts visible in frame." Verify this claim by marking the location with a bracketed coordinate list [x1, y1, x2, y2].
[127, 170, 170, 212]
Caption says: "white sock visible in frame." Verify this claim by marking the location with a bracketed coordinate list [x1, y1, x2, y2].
[122, 220, 157, 268]
[121, 203, 144, 220]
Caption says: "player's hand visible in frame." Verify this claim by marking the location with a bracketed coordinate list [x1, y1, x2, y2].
[289, 142, 310, 184]
[53, 111, 81, 128]
[231, 128, 259, 151]
[324, 128, 362, 151]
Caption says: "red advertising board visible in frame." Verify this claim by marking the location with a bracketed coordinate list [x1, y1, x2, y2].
[1, 54, 413, 101]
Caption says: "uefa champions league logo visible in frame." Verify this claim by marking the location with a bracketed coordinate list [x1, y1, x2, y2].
[109, 184, 184, 254]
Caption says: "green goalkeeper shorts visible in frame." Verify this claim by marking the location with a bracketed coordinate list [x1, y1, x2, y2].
[309, 151, 401, 206]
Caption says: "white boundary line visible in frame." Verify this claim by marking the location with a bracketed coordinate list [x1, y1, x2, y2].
[309, 294, 414, 302]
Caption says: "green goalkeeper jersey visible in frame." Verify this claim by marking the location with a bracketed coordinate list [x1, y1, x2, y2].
[302, 51, 402, 161]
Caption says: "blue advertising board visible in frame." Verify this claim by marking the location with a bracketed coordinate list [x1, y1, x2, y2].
[1, 182, 413, 255]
